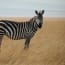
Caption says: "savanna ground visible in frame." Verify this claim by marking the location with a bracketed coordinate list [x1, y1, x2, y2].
[0, 17, 65, 65]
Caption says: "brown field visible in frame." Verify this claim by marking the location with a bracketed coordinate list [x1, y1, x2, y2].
[0, 17, 65, 65]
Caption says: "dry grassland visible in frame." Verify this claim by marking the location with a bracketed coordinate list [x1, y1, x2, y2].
[0, 17, 65, 65]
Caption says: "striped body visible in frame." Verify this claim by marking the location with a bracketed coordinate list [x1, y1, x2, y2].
[0, 18, 38, 40]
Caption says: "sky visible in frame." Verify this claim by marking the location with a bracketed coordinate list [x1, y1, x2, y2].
[0, 0, 65, 17]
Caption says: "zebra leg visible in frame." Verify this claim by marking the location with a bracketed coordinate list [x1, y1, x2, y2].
[24, 38, 31, 49]
[0, 35, 3, 52]
[0, 35, 3, 48]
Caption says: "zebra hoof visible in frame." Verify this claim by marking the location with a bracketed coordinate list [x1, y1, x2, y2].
[24, 46, 29, 49]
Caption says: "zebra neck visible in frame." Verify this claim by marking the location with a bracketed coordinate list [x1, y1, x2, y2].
[32, 21, 38, 32]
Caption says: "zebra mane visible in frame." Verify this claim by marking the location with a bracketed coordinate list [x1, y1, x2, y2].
[29, 16, 37, 22]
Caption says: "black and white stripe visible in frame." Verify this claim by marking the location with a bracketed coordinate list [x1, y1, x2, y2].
[0, 10, 44, 49]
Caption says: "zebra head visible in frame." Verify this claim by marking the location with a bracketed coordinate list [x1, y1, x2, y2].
[35, 10, 44, 28]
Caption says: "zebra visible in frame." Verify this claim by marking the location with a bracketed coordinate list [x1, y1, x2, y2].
[0, 10, 44, 49]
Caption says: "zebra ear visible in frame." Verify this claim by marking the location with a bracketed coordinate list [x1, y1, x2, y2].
[35, 10, 38, 15]
[42, 10, 44, 15]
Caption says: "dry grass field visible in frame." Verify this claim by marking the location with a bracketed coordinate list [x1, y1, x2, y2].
[0, 17, 65, 65]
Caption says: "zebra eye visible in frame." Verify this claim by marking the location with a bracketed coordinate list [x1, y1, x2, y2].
[36, 19, 40, 25]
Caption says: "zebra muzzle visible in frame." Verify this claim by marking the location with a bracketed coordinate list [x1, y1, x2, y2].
[38, 23, 42, 28]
